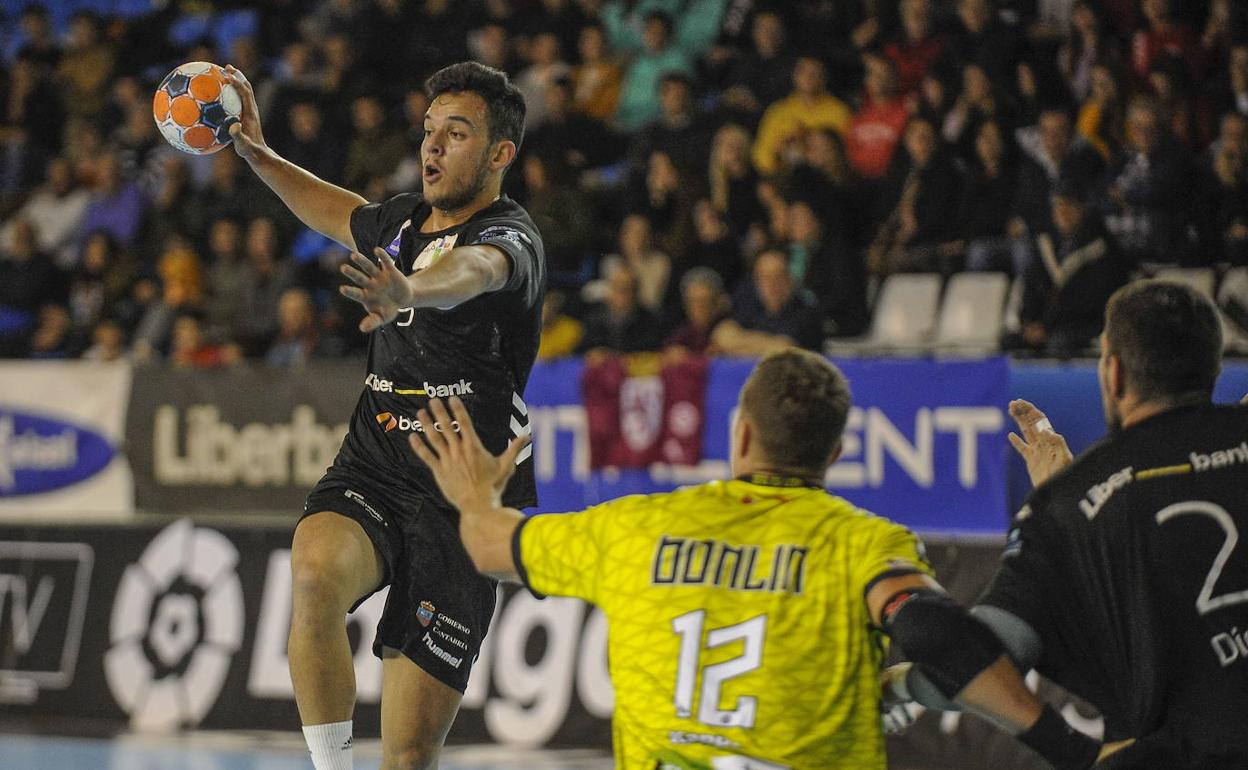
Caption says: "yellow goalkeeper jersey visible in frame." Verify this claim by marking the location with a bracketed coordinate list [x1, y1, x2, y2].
[513, 475, 932, 770]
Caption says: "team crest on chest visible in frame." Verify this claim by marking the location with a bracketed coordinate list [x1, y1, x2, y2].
[413, 234, 459, 273]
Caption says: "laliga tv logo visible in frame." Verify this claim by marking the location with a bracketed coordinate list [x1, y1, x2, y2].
[104, 520, 244, 730]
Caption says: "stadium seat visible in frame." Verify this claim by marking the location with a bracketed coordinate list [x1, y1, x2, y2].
[1153, 266, 1248, 354]
[933, 272, 1009, 354]
[1217, 267, 1248, 354]
[1152, 266, 1216, 299]
[826, 273, 942, 356]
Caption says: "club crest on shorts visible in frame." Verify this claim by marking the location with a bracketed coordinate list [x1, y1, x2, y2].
[417, 600, 435, 627]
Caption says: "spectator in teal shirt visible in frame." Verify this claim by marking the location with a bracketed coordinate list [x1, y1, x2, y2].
[615, 12, 693, 131]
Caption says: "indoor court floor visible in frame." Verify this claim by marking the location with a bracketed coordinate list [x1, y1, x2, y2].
[0, 730, 615, 770]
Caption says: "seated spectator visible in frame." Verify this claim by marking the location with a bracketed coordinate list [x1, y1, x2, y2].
[630, 150, 694, 265]
[867, 116, 963, 275]
[1008, 180, 1131, 357]
[847, 54, 910, 182]
[235, 217, 295, 356]
[56, 11, 114, 122]
[278, 100, 346, 185]
[513, 30, 572, 130]
[706, 123, 760, 241]
[1058, 1, 1123, 103]
[1213, 42, 1248, 120]
[576, 265, 664, 355]
[81, 317, 127, 362]
[67, 231, 137, 336]
[1076, 62, 1126, 161]
[570, 23, 622, 122]
[941, 62, 1017, 164]
[664, 267, 729, 357]
[720, 9, 796, 117]
[601, 0, 684, 56]
[948, 0, 1021, 89]
[787, 196, 868, 337]
[130, 235, 205, 360]
[1012, 108, 1099, 246]
[615, 11, 693, 132]
[522, 153, 595, 280]
[751, 56, 851, 176]
[1130, 0, 1202, 89]
[628, 72, 713, 179]
[169, 311, 239, 369]
[525, 77, 621, 173]
[883, 0, 946, 96]
[266, 287, 329, 367]
[343, 94, 407, 194]
[1, 52, 64, 193]
[715, 249, 824, 353]
[0, 217, 65, 356]
[80, 150, 145, 248]
[1206, 128, 1248, 264]
[687, 198, 746, 290]
[959, 120, 1019, 272]
[537, 291, 584, 360]
[0, 156, 88, 269]
[788, 128, 864, 251]
[594, 214, 672, 314]
[1100, 96, 1202, 264]
[28, 303, 74, 359]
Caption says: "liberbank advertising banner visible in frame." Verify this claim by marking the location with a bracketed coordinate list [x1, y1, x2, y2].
[0, 518, 1094, 769]
[524, 357, 1011, 534]
[125, 357, 1011, 533]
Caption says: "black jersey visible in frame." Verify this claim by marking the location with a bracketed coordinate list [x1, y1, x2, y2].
[331, 192, 545, 509]
[981, 403, 1248, 762]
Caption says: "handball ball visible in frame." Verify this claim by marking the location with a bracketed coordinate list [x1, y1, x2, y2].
[152, 62, 242, 155]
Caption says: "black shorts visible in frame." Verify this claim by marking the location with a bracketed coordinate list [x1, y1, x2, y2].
[302, 470, 497, 693]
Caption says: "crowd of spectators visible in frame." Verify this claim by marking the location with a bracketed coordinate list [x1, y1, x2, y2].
[0, 0, 1246, 366]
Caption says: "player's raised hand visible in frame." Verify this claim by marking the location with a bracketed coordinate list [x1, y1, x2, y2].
[1007, 399, 1073, 487]
[409, 396, 530, 514]
[222, 65, 266, 161]
[339, 247, 416, 332]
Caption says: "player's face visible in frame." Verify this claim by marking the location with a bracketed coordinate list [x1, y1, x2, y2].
[422, 91, 496, 211]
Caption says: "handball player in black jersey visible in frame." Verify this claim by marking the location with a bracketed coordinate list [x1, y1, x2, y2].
[891, 281, 1248, 769]
[224, 61, 544, 770]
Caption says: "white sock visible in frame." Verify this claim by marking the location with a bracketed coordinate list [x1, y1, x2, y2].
[302, 719, 353, 770]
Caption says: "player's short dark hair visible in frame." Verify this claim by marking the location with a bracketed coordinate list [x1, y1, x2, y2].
[740, 349, 851, 474]
[1104, 280, 1222, 402]
[425, 61, 526, 156]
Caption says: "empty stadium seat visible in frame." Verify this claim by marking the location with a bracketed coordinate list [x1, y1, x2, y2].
[1154, 266, 1248, 354]
[826, 273, 942, 355]
[934, 272, 1009, 353]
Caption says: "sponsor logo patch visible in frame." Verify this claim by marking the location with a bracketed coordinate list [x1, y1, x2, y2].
[417, 600, 435, 627]
[0, 411, 114, 496]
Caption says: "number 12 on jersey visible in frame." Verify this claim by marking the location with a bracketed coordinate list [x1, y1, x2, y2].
[671, 610, 768, 729]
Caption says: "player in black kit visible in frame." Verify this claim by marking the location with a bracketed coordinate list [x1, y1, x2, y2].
[224, 62, 543, 770]
[889, 280, 1248, 769]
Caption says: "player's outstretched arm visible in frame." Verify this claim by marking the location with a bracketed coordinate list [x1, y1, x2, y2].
[339, 245, 512, 332]
[1008, 399, 1073, 487]
[408, 396, 530, 578]
[866, 573, 1100, 769]
[223, 66, 365, 250]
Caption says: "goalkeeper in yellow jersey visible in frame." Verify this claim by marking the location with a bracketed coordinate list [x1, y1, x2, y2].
[409, 349, 1104, 770]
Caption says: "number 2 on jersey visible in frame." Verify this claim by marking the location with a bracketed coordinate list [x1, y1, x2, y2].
[671, 610, 767, 729]
[1156, 501, 1248, 615]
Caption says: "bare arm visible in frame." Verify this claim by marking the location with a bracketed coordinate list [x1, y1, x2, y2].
[224, 66, 364, 249]
[339, 244, 512, 332]
[406, 396, 530, 578]
[710, 319, 795, 356]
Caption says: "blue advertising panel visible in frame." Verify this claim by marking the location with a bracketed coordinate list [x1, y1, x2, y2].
[525, 357, 1011, 535]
